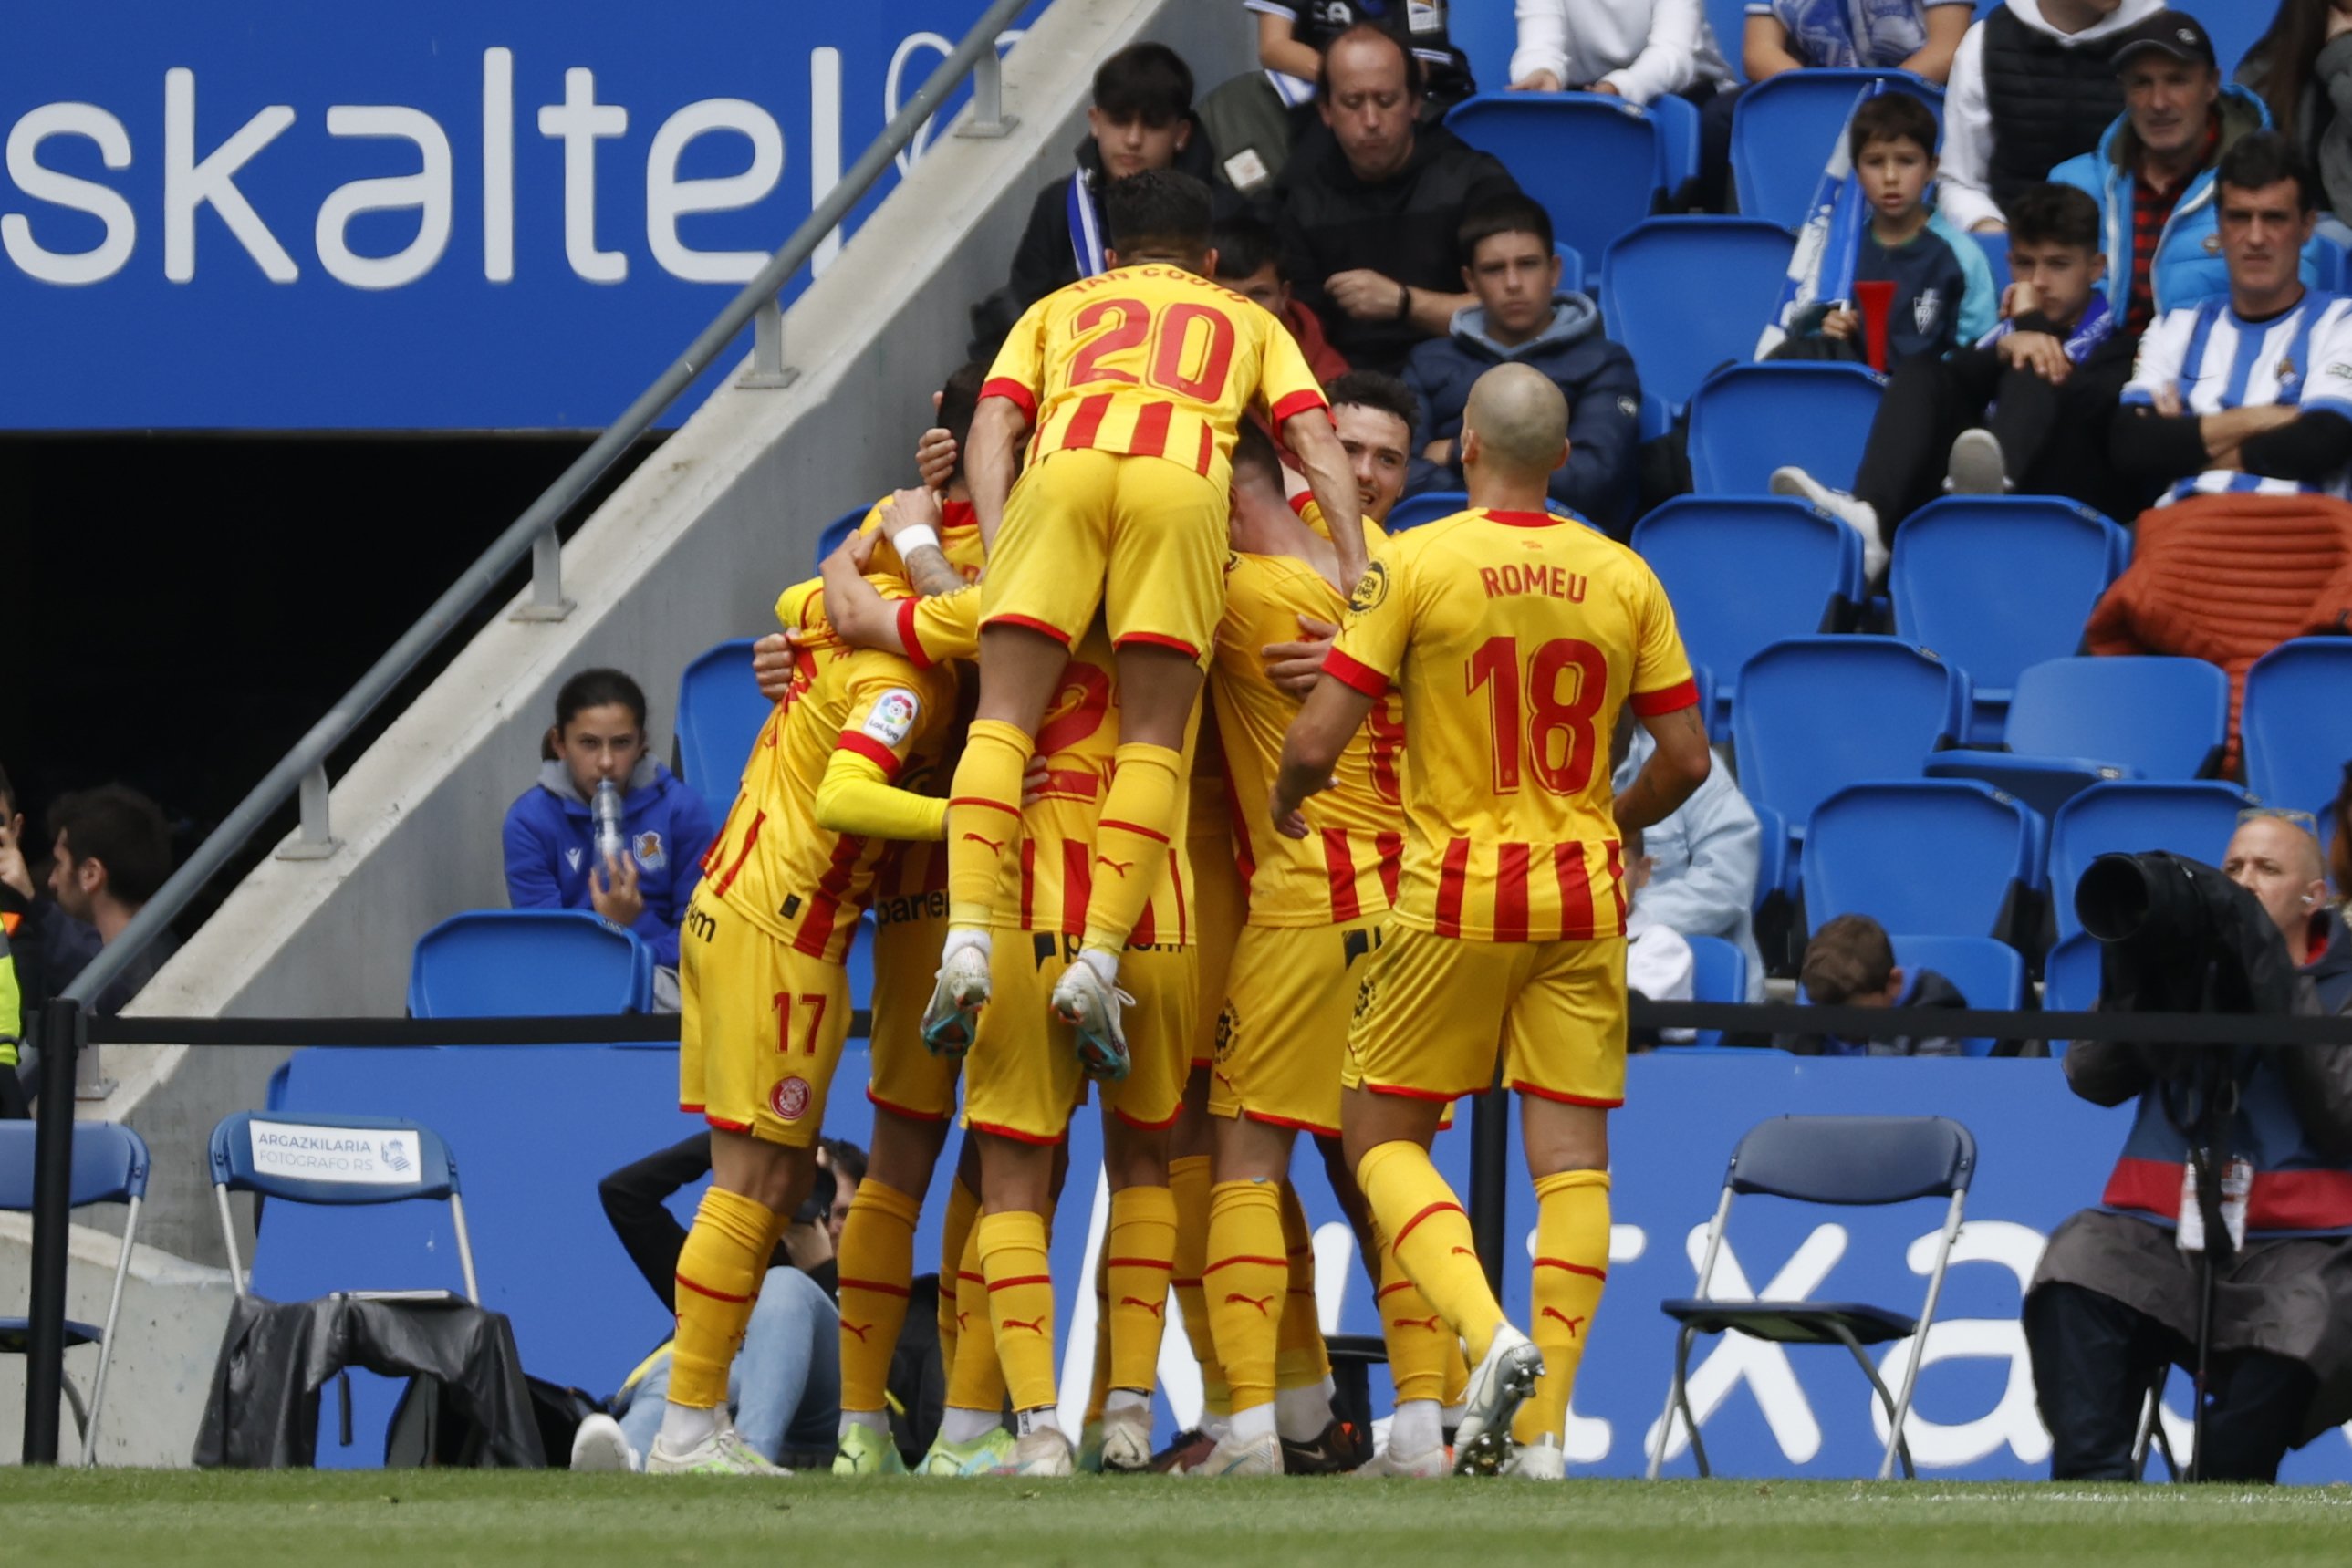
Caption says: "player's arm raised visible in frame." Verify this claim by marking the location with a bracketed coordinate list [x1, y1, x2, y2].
[1270, 674, 1377, 840]
[1282, 409, 1369, 591]
[965, 393, 1030, 550]
[1612, 702, 1711, 834]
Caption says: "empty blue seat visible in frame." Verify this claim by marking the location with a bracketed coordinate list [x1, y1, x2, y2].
[1601, 219, 1796, 432]
[1388, 490, 1469, 532]
[2043, 929, 2101, 1016]
[1687, 362, 1885, 495]
[1926, 656, 2230, 818]
[1633, 497, 1858, 739]
[2243, 639, 2352, 815]
[409, 909, 654, 1017]
[1804, 781, 2038, 943]
[1890, 934, 2023, 1056]
[1685, 934, 1749, 1048]
[674, 638, 773, 820]
[1731, 69, 1945, 230]
[1733, 637, 1969, 883]
[2047, 781, 2253, 941]
[813, 503, 869, 570]
[1446, 94, 1663, 282]
[1889, 496, 2124, 742]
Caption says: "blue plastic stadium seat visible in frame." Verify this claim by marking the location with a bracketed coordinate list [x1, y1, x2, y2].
[1973, 229, 2012, 299]
[1889, 497, 2125, 742]
[2043, 929, 2101, 1015]
[1731, 69, 1945, 230]
[1685, 934, 1749, 1049]
[1447, 3, 1518, 85]
[2204, 10, 2267, 78]
[2047, 780, 2253, 942]
[1687, 362, 1884, 495]
[1707, 0, 1752, 79]
[1733, 637, 1969, 886]
[409, 909, 654, 1018]
[675, 638, 773, 820]
[1926, 656, 2230, 819]
[813, 503, 869, 571]
[1602, 219, 1796, 432]
[1889, 934, 2023, 1056]
[1389, 490, 1468, 532]
[1554, 241, 1586, 296]
[2243, 639, 2352, 815]
[1633, 497, 1858, 739]
[1446, 94, 1663, 280]
[1804, 781, 2039, 944]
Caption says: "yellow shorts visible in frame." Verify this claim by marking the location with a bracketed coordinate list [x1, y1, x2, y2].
[1188, 812, 1246, 1070]
[1211, 916, 1387, 1137]
[982, 448, 1226, 663]
[1342, 925, 1628, 1109]
[868, 912, 959, 1123]
[680, 897, 850, 1147]
[962, 934, 1195, 1143]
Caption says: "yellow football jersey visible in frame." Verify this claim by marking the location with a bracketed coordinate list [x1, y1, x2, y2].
[852, 495, 987, 585]
[983, 264, 1328, 494]
[1213, 503, 1403, 929]
[1324, 508, 1697, 943]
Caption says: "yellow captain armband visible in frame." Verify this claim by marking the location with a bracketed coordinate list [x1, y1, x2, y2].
[815, 748, 949, 842]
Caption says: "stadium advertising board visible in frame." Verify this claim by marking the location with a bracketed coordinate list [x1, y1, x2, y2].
[2, 1, 1042, 430]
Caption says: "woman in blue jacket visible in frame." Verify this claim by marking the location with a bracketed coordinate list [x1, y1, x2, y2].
[502, 669, 716, 1007]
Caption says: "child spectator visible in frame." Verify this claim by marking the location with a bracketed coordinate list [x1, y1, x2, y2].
[1785, 914, 1968, 1056]
[1213, 214, 1350, 383]
[1400, 193, 1641, 531]
[502, 669, 715, 1009]
[1769, 93, 1997, 379]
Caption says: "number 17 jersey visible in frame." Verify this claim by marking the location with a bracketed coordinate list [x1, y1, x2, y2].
[1322, 508, 1698, 943]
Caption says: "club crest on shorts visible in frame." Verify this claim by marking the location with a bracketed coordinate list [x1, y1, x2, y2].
[771, 1075, 813, 1122]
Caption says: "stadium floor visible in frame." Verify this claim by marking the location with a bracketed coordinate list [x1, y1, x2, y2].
[6, 1471, 2349, 1566]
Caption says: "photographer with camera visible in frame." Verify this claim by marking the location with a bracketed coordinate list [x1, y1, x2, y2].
[2024, 809, 2352, 1483]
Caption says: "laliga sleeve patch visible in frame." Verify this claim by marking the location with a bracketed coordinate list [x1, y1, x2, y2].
[862, 688, 921, 748]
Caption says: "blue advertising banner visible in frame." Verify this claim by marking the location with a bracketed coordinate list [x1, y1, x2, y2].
[265, 1047, 2352, 1480]
[2, 3, 1043, 430]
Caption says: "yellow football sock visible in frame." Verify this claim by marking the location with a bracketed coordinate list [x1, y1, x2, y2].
[1087, 1249, 1112, 1427]
[945, 1217, 1006, 1417]
[980, 1210, 1058, 1413]
[1105, 1184, 1178, 1395]
[1355, 1139, 1504, 1364]
[1205, 1179, 1287, 1414]
[946, 720, 1032, 931]
[1167, 1155, 1228, 1414]
[836, 1178, 921, 1416]
[1275, 1181, 1331, 1389]
[1514, 1169, 1611, 1445]
[1079, 742, 1182, 958]
[938, 1177, 982, 1362]
[669, 1187, 780, 1408]
[1376, 1232, 1453, 1405]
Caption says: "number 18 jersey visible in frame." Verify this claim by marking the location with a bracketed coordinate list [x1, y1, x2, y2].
[1323, 508, 1698, 943]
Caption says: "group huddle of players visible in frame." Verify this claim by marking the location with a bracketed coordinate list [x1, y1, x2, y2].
[652, 170, 1714, 1481]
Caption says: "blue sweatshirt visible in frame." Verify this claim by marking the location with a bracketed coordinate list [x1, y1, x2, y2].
[502, 756, 717, 969]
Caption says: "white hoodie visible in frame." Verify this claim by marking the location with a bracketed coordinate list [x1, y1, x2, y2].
[1939, 0, 2166, 233]
[1508, 0, 1736, 106]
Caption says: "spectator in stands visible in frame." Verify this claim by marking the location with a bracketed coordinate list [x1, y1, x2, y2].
[1250, 0, 1475, 119]
[967, 45, 1231, 358]
[1941, 1, 2165, 235]
[1624, 825, 1698, 1048]
[1743, 0, 1972, 79]
[44, 784, 176, 1018]
[1273, 24, 1522, 375]
[0, 766, 99, 1038]
[1774, 182, 2143, 577]
[1611, 720, 1767, 1002]
[2241, 0, 2352, 239]
[1212, 214, 1349, 383]
[2026, 808, 2352, 1483]
[2055, 11, 2316, 332]
[2110, 133, 2352, 507]
[1400, 193, 1640, 531]
[502, 669, 715, 1012]
[820, 1137, 865, 1250]
[1782, 914, 1968, 1055]
[1767, 94, 1999, 378]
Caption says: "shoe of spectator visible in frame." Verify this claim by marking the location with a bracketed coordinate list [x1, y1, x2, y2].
[1771, 466, 1888, 584]
[1945, 429, 2008, 496]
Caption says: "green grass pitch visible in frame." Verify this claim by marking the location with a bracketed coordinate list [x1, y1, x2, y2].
[5, 1471, 2351, 1568]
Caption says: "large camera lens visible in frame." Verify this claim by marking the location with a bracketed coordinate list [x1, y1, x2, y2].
[2076, 852, 2158, 944]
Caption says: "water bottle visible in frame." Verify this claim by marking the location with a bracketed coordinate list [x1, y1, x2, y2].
[593, 777, 626, 868]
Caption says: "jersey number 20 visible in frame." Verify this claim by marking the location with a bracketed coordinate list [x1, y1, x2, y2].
[1068, 298, 1236, 401]
[1465, 635, 1608, 796]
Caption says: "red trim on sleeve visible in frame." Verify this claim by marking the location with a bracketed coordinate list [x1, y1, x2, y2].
[836, 731, 903, 779]
[1322, 647, 1391, 696]
[980, 377, 1037, 422]
[1269, 389, 1330, 427]
[1630, 678, 1701, 717]
[896, 598, 934, 670]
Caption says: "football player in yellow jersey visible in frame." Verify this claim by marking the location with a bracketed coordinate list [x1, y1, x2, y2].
[929, 169, 1365, 1085]
[652, 573, 963, 1477]
[1273, 364, 1714, 1480]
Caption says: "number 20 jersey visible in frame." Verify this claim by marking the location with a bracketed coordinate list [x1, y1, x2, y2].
[1323, 508, 1698, 943]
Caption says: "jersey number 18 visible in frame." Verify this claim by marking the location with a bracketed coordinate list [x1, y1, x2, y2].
[1465, 635, 1608, 796]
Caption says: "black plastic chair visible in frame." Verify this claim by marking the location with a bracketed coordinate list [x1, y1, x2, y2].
[1646, 1115, 1976, 1480]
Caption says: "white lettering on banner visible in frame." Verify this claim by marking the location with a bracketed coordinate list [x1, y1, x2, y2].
[3, 104, 137, 285]
[482, 47, 514, 282]
[646, 99, 785, 284]
[536, 67, 627, 283]
[1868, 1220, 2053, 1466]
[886, 32, 953, 178]
[1644, 1223, 1848, 1464]
[316, 106, 453, 289]
[164, 68, 297, 283]
[247, 1120, 420, 1185]
[809, 47, 842, 275]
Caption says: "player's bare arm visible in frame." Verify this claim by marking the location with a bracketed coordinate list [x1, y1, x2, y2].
[964, 394, 1029, 547]
[817, 529, 898, 651]
[1611, 703, 1712, 833]
[1283, 410, 1369, 588]
[1271, 674, 1377, 838]
[1262, 612, 1341, 699]
[876, 486, 966, 598]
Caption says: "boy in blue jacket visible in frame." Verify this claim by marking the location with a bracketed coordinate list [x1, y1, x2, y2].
[503, 669, 717, 1003]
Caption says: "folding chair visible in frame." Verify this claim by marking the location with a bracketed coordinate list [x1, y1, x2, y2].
[1648, 1114, 1975, 1480]
[210, 1111, 479, 1303]
[407, 908, 653, 1018]
[674, 636, 774, 819]
[0, 1122, 150, 1465]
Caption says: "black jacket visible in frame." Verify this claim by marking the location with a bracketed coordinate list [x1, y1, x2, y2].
[597, 1135, 832, 1311]
[1274, 120, 1520, 375]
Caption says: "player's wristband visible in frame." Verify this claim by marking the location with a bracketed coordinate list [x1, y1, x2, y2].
[892, 523, 941, 558]
[1393, 282, 1413, 322]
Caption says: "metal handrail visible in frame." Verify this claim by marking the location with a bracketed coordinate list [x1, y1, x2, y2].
[63, 0, 1033, 1012]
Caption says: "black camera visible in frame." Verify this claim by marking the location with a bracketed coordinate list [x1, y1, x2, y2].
[2075, 851, 2298, 1018]
[794, 1159, 837, 1230]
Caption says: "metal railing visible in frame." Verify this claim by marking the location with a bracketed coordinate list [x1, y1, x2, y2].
[58, 0, 1033, 1019]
